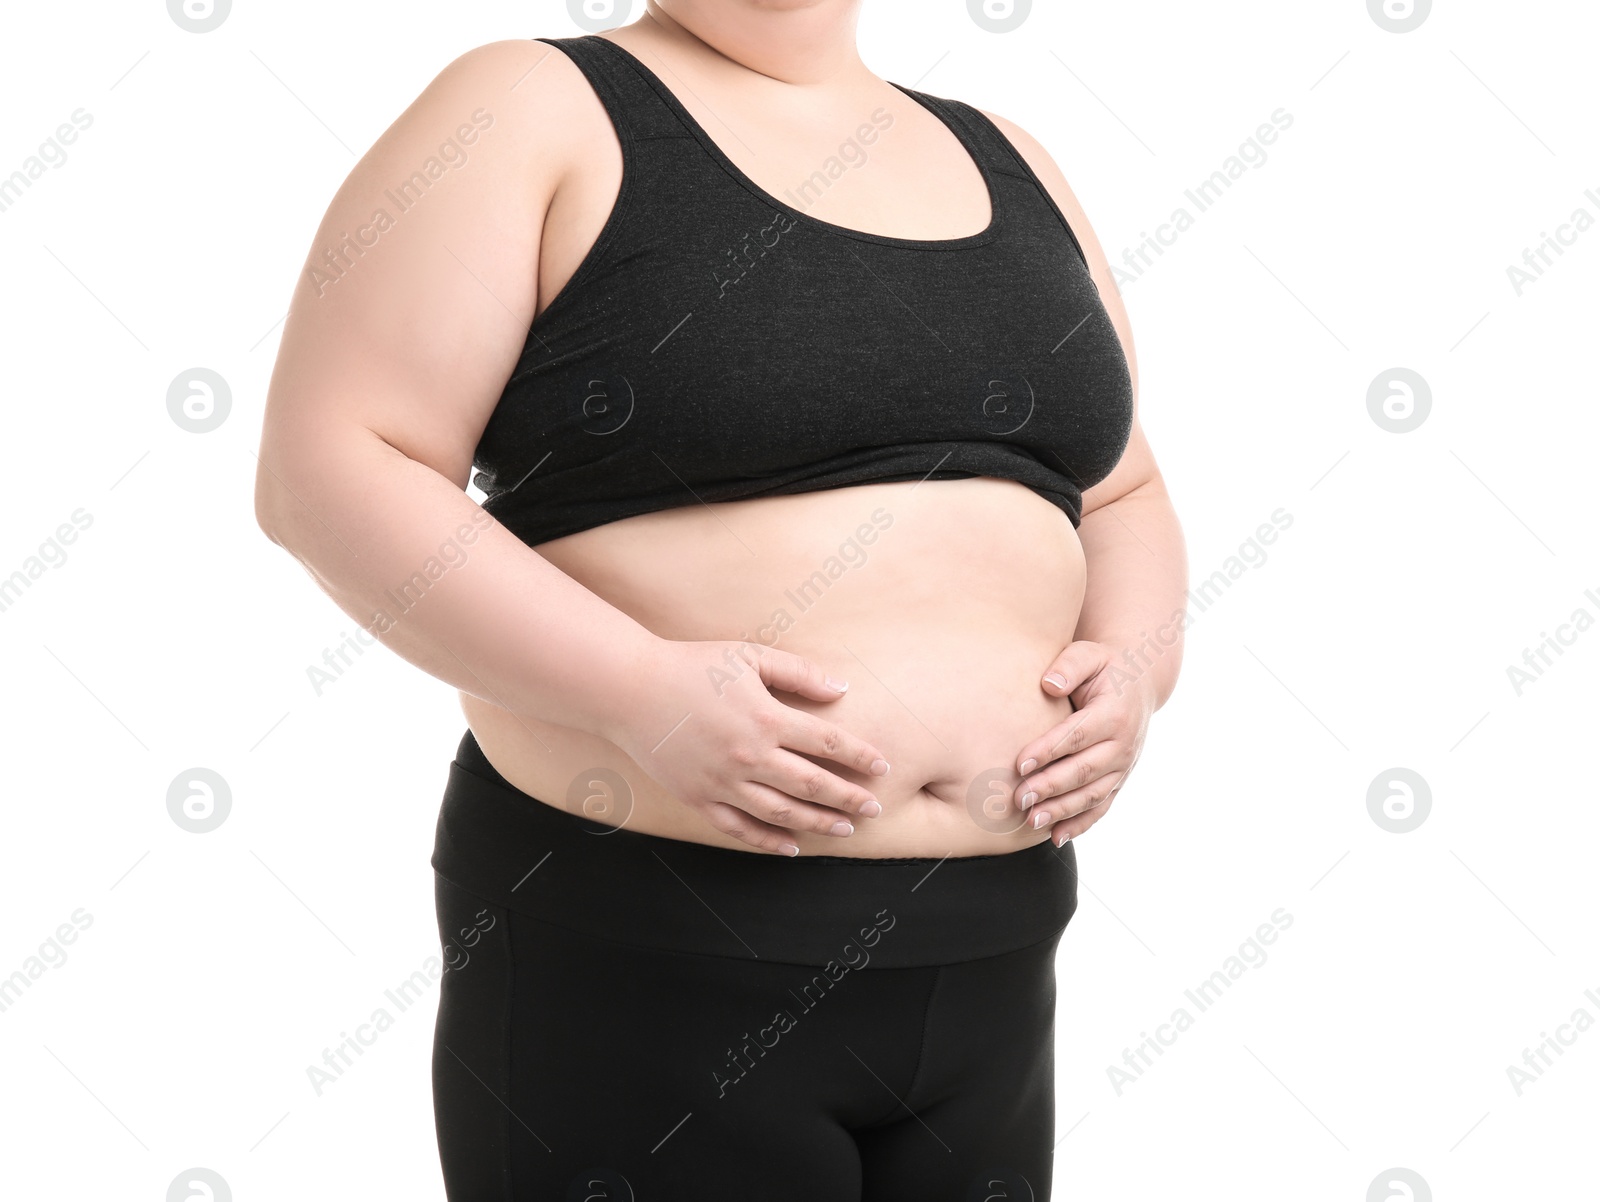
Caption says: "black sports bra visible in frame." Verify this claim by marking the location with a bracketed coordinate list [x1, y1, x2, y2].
[471, 34, 1133, 545]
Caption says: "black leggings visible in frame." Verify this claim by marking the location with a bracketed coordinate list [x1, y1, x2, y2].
[431, 729, 1078, 1201]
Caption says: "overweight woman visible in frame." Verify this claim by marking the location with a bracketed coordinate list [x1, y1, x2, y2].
[255, 2, 1187, 1198]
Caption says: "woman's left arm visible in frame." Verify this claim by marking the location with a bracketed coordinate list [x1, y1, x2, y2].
[1020, 435, 1188, 845]
[980, 109, 1190, 846]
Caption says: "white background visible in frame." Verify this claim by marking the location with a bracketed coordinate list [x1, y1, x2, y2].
[1, 0, 1595, 1198]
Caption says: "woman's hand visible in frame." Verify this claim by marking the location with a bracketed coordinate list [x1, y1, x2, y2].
[1012, 640, 1156, 846]
[601, 638, 892, 855]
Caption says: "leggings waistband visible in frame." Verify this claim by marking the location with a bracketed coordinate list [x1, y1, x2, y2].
[431, 728, 1078, 969]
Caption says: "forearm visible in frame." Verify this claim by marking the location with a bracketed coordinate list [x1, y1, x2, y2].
[256, 427, 661, 742]
[1072, 481, 1188, 709]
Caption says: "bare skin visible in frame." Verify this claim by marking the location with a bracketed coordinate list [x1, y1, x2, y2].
[254, 0, 1187, 858]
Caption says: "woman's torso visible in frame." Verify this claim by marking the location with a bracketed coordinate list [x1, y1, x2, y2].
[463, 30, 1130, 857]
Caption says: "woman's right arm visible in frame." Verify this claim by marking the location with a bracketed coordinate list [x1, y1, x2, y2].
[253, 41, 887, 852]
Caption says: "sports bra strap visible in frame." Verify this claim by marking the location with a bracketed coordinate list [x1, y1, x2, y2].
[918, 91, 1091, 269]
[533, 35, 688, 142]
[912, 91, 1032, 185]
[534, 34, 1087, 268]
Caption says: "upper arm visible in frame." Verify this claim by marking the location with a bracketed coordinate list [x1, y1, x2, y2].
[978, 107, 1163, 518]
[257, 39, 577, 511]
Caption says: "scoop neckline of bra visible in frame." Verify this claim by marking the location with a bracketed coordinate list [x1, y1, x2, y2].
[575, 33, 1003, 251]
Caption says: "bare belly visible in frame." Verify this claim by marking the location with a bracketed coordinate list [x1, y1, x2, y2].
[461, 476, 1085, 857]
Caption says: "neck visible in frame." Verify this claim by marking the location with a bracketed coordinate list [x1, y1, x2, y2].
[637, 0, 864, 85]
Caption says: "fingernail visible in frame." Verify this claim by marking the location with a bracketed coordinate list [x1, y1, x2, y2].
[1043, 673, 1068, 691]
[1019, 758, 1037, 775]
[1031, 810, 1051, 829]
[780, 842, 800, 856]
[830, 820, 854, 837]
[869, 759, 890, 776]
[826, 676, 849, 692]
[860, 799, 882, 818]
[1020, 791, 1038, 809]
[1055, 831, 1073, 846]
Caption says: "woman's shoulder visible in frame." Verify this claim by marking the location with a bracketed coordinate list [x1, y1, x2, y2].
[399, 37, 601, 144]
[343, 37, 608, 234]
